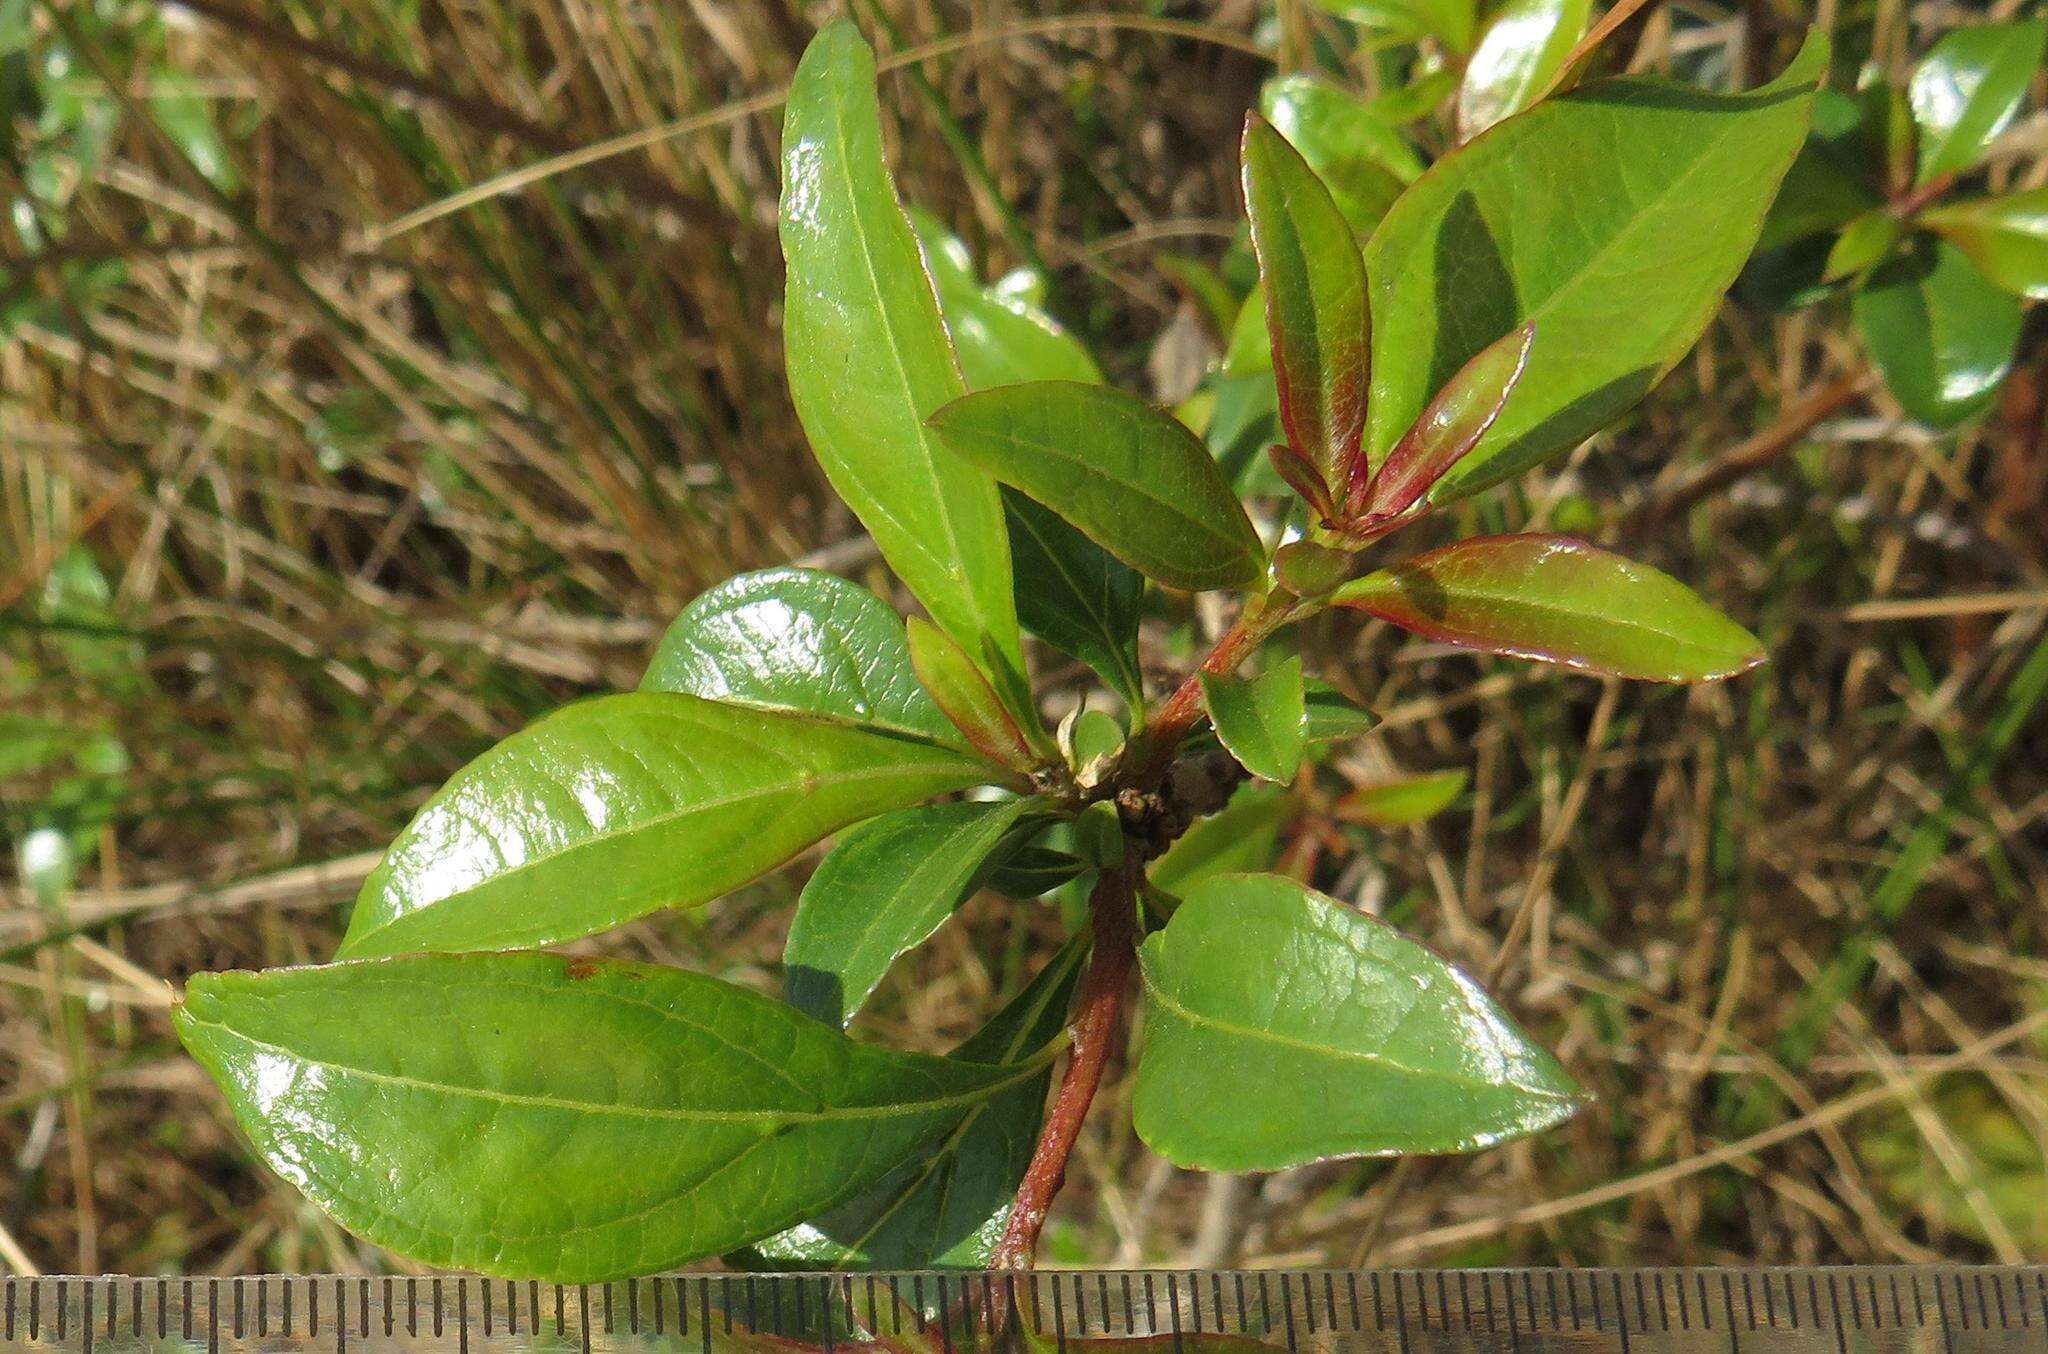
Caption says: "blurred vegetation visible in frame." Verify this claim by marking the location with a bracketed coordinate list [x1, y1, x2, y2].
[3, 0, 2047, 1277]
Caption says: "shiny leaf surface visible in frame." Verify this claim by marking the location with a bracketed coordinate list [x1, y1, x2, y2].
[929, 382, 1264, 592]
[1133, 873, 1581, 1169]
[1924, 188, 2048, 299]
[1364, 36, 1825, 501]
[911, 208, 1102, 390]
[339, 694, 994, 958]
[780, 23, 1022, 688]
[749, 935, 1083, 1270]
[1334, 768, 1468, 827]
[1259, 75, 1423, 235]
[785, 797, 1049, 1027]
[1244, 114, 1372, 502]
[640, 567, 954, 745]
[177, 952, 1037, 1280]
[906, 618, 1045, 773]
[1908, 21, 2048, 185]
[1456, 0, 1591, 142]
[1313, 0, 1476, 51]
[1006, 493, 1145, 709]
[1334, 534, 1765, 682]
[1855, 238, 2023, 428]
[1200, 655, 1307, 784]
[1359, 322, 1534, 521]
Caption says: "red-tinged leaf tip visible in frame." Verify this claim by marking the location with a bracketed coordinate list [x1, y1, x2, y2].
[1266, 443, 1336, 520]
[1331, 533, 1767, 682]
[905, 616, 1043, 774]
[1354, 322, 1535, 521]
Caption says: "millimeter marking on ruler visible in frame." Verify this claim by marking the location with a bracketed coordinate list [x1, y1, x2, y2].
[1, 1268, 2045, 1350]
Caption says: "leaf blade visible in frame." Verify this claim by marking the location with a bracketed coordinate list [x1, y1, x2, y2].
[1456, 0, 1592, 142]
[1854, 238, 2023, 428]
[1923, 188, 2048, 301]
[339, 693, 994, 959]
[1199, 655, 1307, 784]
[1908, 21, 2048, 185]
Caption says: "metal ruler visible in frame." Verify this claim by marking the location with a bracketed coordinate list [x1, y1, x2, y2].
[3, 1268, 2044, 1352]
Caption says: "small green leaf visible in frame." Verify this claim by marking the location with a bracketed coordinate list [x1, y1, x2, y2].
[1334, 768, 1468, 827]
[1303, 681, 1377, 746]
[177, 952, 1038, 1281]
[1006, 493, 1145, 709]
[785, 797, 1049, 1027]
[641, 567, 954, 745]
[1822, 210, 1905, 282]
[1313, 0, 1477, 52]
[1365, 34, 1827, 501]
[1259, 76, 1423, 235]
[780, 23, 1023, 695]
[1148, 783, 1291, 894]
[911, 208, 1102, 390]
[747, 935, 1084, 1270]
[1924, 188, 2048, 300]
[929, 382, 1264, 592]
[1854, 238, 2023, 429]
[987, 844, 1087, 898]
[1455, 0, 1591, 142]
[1334, 534, 1766, 682]
[339, 693, 994, 959]
[1243, 114, 1372, 508]
[906, 617, 1047, 773]
[1199, 655, 1307, 784]
[1357, 322, 1534, 522]
[1908, 20, 2048, 185]
[1134, 873, 1580, 1169]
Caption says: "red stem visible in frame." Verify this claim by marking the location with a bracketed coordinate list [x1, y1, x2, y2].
[990, 861, 1139, 1270]
[1131, 598, 1294, 786]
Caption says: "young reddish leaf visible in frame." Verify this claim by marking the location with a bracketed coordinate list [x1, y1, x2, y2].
[1242, 113, 1371, 501]
[1266, 442, 1337, 520]
[906, 617, 1046, 773]
[1333, 534, 1765, 682]
[1353, 322, 1534, 521]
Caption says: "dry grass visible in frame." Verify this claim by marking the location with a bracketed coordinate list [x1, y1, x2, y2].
[3, 0, 2046, 1278]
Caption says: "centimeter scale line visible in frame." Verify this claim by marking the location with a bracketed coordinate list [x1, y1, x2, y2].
[1, 1267, 2044, 1353]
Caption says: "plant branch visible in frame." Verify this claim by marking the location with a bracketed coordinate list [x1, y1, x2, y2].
[991, 859, 1140, 1269]
[1128, 593, 1300, 787]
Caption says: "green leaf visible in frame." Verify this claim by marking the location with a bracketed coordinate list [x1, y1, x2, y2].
[1005, 493, 1145, 709]
[1334, 768, 1468, 827]
[910, 208, 1102, 390]
[747, 934, 1084, 1270]
[906, 617, 1047, 772]
[1259, 76, 1423, 235]
[640, 567, 954, 745]
[1854, 238, 2023, 429]
[1357, 322, 1534, 522]
[1313, 0, 1477, 52]
[1199, 655, 1307, 784]
[1303, 681, 1377, 745]
[1243, 114, 1371, 508]
[785, 797, 1048, 1027]
[1924, 188, 2048, 300]
[339, 693, 994, 959]
[1133, 873, 1580, 1169]
[1334, 533, 1766, 682]
[176, 952, 1039, 1281]
[780, 23, 1023, 694]
[1908, 21, 2048, 185]
[1822, 210, 1905, 283]
[987, 844, 1087, 898]
[929, 382, 1264, 592]
[1455, 0, 1591, 142]
[1148, 783, 1291, 894]
[1363, 34, 1827, 502]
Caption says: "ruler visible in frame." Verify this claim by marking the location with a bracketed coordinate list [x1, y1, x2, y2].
[2, 1268, 2044, 1352]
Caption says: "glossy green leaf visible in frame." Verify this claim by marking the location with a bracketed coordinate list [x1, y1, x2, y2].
[910, 208, 1102, 390]
[785, 797, 1049, 1027]
[1822, 210, 1905, 282]
[1335, 768, 1468, 827]
[1334, 534, 1765, 682]
[1148, 783, 1291, 894]
[1199, 656, 1307, 784]
[1358, 322, 1534, 521]
[339, 693, 994, 959]
[1924, 188, 2048, 299]
[1908, 21, 2048, 185]
[1303, 681, 1377, 746]
[987, 844, 1087, 898]
[1244, 114, 1371, 507]
[1006, 493, 1145, 709]
[1259, 76, 1423, 235]
[1456, 0, 1591, 142]
[780, 23, 1023, 692]
[1313, 0, 1476, 52]
[177, 952, 1039, 1281]
[748, 935, 1084, 1270]
[929, 382, 1264, 592]
[906, 617, 1046, 773]
[1364, 35, 1826, 502]
[1133, 873, 1581, 1169]
[641, 567, 954, 745]
[1854, 238, 2024, 429]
